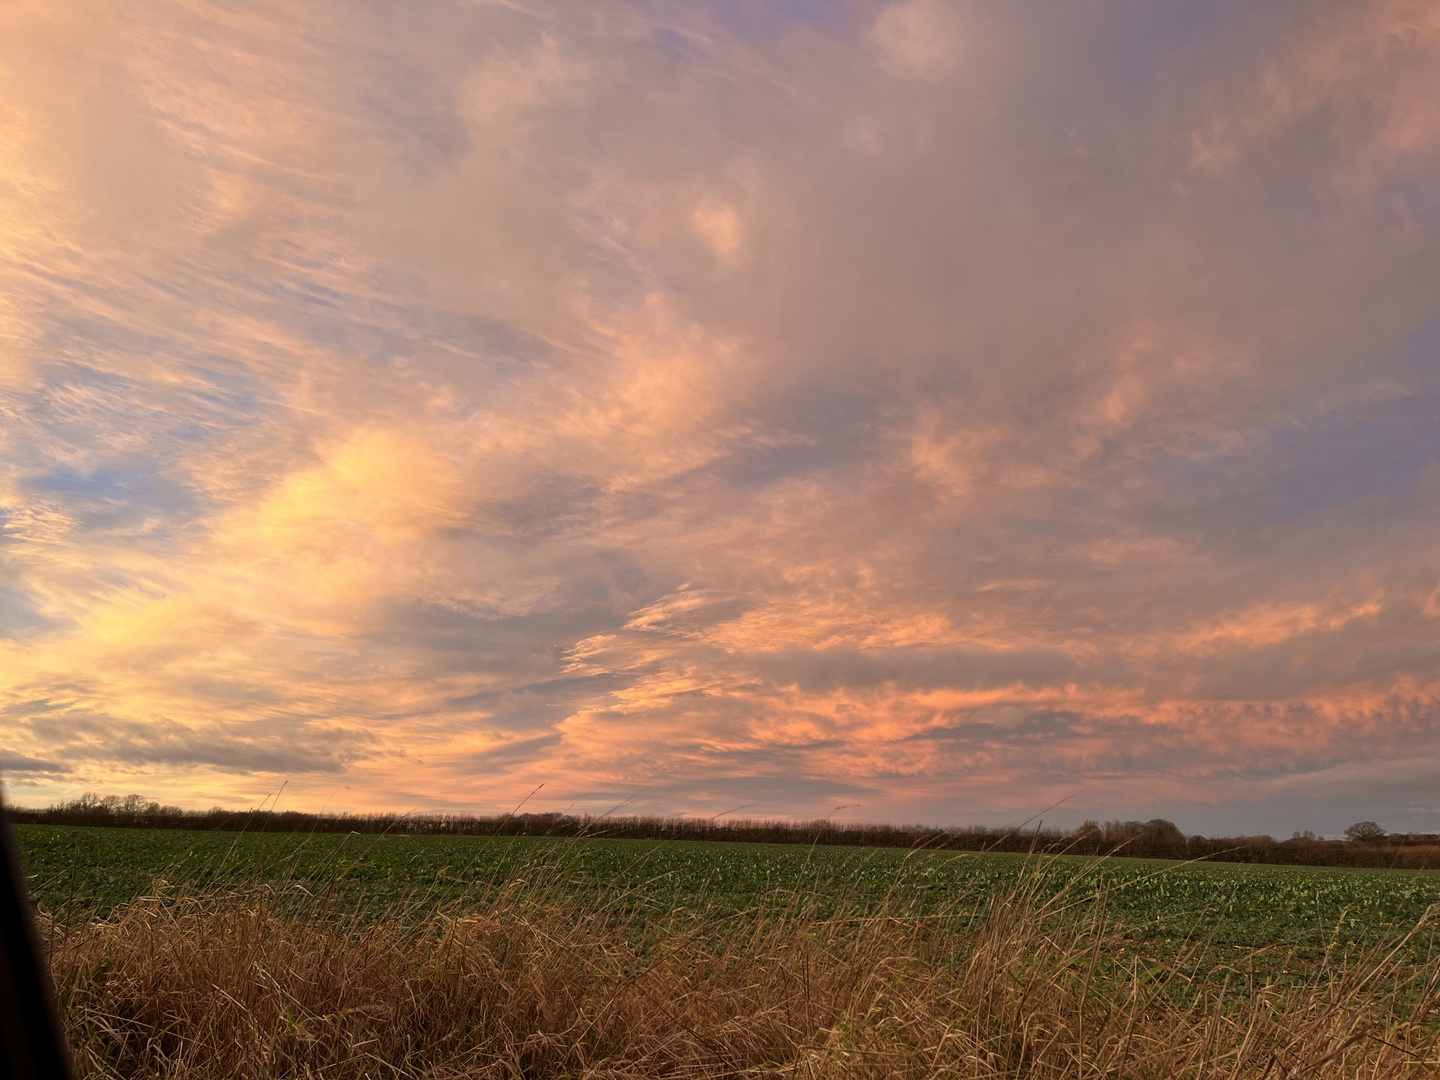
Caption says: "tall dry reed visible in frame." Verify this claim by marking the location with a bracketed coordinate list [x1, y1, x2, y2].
[42, 857, 1440, 1078]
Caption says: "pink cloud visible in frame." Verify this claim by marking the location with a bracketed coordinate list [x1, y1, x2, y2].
[0, 1, 1438, 835]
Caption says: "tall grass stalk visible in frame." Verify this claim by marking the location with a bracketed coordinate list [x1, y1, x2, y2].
[42, 854, 1440, 1078]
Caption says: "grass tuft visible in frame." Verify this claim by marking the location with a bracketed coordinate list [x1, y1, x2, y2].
[42, 855, 1440, 1078]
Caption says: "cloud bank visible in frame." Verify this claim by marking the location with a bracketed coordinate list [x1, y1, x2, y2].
[1, 0, 1438, 833]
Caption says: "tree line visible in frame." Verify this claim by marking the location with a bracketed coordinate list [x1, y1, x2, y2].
[8, 794, 1438, 869]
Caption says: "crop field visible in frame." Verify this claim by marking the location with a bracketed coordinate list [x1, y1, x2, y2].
[20, 823, 1440, 1077]
[17, 822, 1440, 950]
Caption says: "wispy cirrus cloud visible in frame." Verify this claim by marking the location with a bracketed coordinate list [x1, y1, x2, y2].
[0, 0, 1437, 834]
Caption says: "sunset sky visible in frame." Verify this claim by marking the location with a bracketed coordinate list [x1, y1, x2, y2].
[2, 0, 1439, 835]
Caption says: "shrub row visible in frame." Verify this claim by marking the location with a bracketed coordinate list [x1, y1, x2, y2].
[10, 794, 1440, 868]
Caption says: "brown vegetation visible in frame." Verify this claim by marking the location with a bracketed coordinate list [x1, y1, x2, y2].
[44, 862, 1440, 1078]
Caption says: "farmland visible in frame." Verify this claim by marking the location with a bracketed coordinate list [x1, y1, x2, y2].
[17, 823, 1440, 950]
[21, 823, 1440, 1077]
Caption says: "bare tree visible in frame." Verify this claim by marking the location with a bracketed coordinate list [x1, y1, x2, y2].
[1344, 821, 1386, 843]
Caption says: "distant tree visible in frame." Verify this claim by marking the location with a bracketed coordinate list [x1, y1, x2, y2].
[1290, 830, 1318, 841]
[1143, 818, 1183, 842]
[1344, 821, 1386, 843]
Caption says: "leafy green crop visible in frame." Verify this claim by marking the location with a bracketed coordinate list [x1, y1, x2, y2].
[16, 824, 1440, 949]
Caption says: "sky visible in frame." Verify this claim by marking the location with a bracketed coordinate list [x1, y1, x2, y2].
[1, 0, 1439, 836]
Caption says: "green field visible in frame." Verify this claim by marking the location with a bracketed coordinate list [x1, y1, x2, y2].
[17, 823, 1440, 951]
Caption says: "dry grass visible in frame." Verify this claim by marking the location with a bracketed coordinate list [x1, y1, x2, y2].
[43, 858, 1440, 1079]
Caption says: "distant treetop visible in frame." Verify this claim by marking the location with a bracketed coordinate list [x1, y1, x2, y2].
[1344, 821, 1387, 843]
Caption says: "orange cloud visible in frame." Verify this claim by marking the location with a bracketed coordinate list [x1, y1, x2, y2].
[1, 1, 1438, 838]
